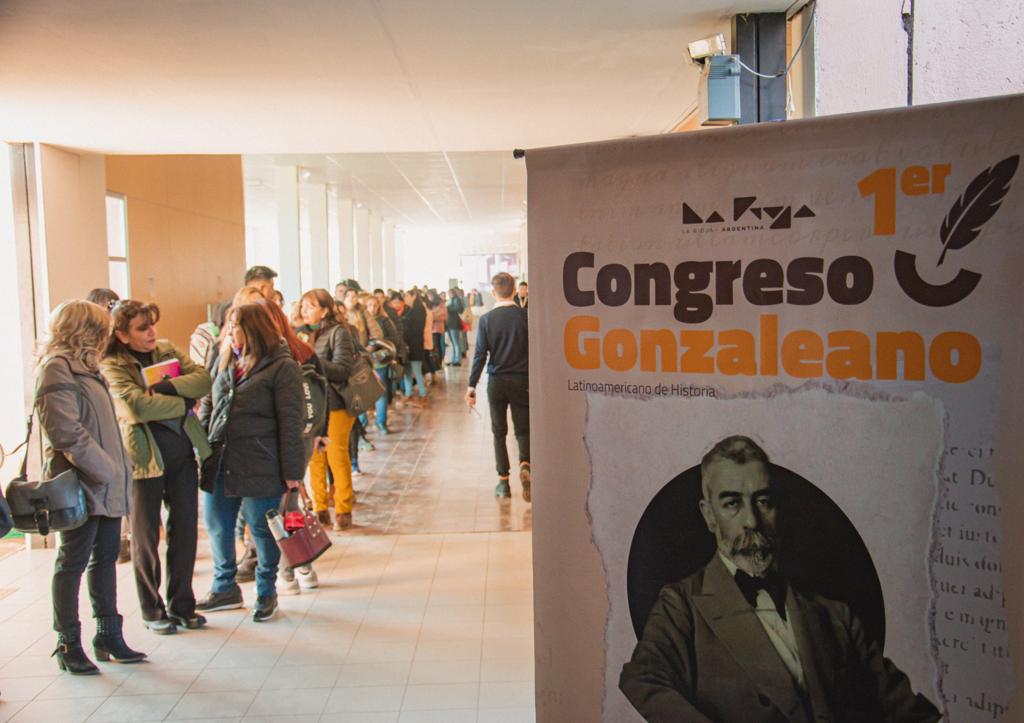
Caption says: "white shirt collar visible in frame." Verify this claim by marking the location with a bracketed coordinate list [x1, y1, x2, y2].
[718, 552, 740, 577]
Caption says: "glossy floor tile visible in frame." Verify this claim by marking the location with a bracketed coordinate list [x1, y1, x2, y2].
[349, 365, 532, 535]
[0, 367, 535, 722]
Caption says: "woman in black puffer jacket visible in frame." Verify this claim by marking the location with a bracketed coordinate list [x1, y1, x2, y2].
[196, 303, 306, 623]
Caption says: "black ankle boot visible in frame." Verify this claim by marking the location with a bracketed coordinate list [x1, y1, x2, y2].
[93, 615, 146, 663]
[53, 628, 99, 675]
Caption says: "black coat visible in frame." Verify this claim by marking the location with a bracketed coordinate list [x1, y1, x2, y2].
[446, 296, 464, 330]
[301, 318, 357, 412]
[401, 303, 427, 362]
[200, 344, 307, 498]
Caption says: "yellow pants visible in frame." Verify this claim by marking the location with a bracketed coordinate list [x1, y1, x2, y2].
[309, 409, 356, 514]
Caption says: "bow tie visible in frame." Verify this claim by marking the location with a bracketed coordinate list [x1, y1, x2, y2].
[734, 569, 788, 620]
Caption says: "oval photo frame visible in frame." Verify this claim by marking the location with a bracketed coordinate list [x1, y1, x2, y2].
[625, 462, 886, 647]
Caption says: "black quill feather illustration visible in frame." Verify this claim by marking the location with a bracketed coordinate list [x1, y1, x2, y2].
[938, 155, 1019, 266]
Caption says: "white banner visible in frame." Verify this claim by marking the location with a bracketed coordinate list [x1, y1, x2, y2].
[527, 95, 1024, 722]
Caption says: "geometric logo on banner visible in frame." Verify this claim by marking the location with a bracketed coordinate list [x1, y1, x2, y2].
[682, 196, 816, 231]
[770, 206, 792, 229]
[682, 203, 704, 224]
[734, 196, 756, 220]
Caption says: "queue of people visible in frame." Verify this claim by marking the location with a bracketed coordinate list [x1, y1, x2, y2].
[29, 265, 528, 676]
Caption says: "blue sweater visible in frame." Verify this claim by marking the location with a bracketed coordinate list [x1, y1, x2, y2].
[468, 304, 529, 388]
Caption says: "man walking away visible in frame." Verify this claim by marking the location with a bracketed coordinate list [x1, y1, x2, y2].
[465, 273, 530, 501]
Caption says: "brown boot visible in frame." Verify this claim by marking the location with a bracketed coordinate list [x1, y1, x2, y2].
[316, 510, 332, 527]
[519, 462, 531, 502]
[333, 512, 352, 531]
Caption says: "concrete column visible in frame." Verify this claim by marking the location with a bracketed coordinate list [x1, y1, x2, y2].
[382, 221, 397, 290]
[812, 0, 907, 116]
[0, 145, 31, 486]
[354, 205, 371, 287]
[333, 197, 355, 284]
[394, 227, 406, 289]
[306, 183, 329, 290]
[34, 144, 108, 307]
[275, 165, 301, 303]
[913, 1, 1024, 104]
[369, 213, 384, 291]
[7, 144, 106, 549]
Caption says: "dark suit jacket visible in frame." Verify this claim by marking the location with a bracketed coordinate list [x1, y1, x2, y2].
[620, 555, 941, 723]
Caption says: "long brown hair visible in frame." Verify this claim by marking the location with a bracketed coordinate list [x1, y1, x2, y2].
[261, 297, 314, 364]
[221, 303, 281, 373]
[105, 300, 160, 358]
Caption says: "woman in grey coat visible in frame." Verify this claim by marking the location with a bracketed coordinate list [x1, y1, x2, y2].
[36, 300, 145, 675]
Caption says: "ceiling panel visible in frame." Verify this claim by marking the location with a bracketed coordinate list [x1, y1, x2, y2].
[0, 0, 788, 153]
[244, 151, 527, 231]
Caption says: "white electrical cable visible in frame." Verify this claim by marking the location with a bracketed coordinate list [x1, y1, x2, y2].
[736, 1, 816, 80]
[736, 58, 782, 79]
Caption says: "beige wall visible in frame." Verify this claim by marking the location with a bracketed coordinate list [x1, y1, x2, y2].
[36, 144, 108, 308]
[105, 155, 245, 350]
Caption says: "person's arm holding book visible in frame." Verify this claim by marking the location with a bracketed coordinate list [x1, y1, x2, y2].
[101, 357, 186, 424]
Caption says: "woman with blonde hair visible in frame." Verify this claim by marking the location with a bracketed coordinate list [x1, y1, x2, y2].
[295, 288, 358, 530]
[341, 288, 382, 348]
[36, 300, 144, 674]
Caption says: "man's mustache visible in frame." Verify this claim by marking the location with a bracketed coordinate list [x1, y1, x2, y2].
[730, 529, 776, 558]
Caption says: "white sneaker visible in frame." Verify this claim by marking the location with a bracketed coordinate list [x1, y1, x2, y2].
[278, 568, 300, 595]
[296, 565, 319, 590]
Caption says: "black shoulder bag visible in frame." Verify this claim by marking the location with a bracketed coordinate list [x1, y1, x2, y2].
[4, 373, 88, 536]
[0, 481, 12, 538]
[328, 326, 385, 415]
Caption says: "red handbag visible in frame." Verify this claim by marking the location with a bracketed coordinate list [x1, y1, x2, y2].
[273, 486, 332, 570]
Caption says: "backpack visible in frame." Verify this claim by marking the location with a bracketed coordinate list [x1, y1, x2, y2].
[189, 322, 219, 367]
[299, 360, 329, 438]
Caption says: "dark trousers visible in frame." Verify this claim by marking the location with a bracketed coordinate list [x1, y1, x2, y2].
[487, 375, 530, 477]
[53, 515, 121, 634]
[350, 415, 368, 465]
[132, 427, 199, 621]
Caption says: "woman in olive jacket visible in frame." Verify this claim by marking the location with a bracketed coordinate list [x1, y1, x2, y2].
[197, 303, 307, 623]
[295, 288, 358, 530]
[36, 301, 144, 674]
[100, 301, 212, 634]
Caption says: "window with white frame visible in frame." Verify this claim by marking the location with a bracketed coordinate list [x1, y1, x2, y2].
[105, 194, 129, 297]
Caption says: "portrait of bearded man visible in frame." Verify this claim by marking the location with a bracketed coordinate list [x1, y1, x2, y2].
[619, 435, 941, 723]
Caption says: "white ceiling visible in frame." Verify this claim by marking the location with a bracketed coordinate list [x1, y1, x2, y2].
[0, 0, 788, 155]
[244, 151, 527, 229]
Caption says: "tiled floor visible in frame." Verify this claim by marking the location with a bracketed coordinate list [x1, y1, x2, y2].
[0, 365, 535, 722]
[351, 366, 531, 535]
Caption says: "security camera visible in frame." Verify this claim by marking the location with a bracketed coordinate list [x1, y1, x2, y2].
[687, 33, 728, 62]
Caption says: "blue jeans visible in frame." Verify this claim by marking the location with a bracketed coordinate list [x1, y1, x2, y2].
[403, 360, 427, 397]
[203, 476, 282, 599]
[447, 329, 462, 363]
[374, 366, 390, 426]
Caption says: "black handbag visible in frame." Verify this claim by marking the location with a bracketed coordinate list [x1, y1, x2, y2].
[5, 400, 88, 538]
[0, 486, 13, 538]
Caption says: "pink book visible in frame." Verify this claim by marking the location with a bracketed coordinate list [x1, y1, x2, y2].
[141, 359, 181, 389]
